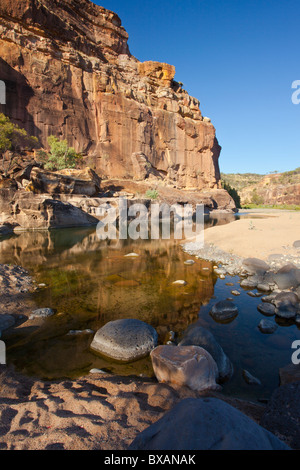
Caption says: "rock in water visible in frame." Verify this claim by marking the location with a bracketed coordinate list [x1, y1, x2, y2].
[258, 319, 278, 334]
[29, 308, 55, 319]
[242, 369, 262, 386]
[210, 300, 238, 323]
[257, 302, 276, 316]
[179, 325, 233, 382]
[242, 258, 270, 275]
[128, 398, 290, 450]
[90, 319, 158, 362]
[150, 345, 220, 392]
[274, 264, 300, 290]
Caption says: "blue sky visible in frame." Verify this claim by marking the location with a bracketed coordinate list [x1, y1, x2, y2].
[94, 0, 299, 174]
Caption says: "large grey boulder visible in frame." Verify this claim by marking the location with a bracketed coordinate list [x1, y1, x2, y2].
[261, 382, 300, 449]
[274, 264, 300, 290]
[129, 398, 290, 450]
[242, 258, 270, 275]
[210, 300, 238, 323]
[179, 325, 233, 382]
[90, 319, 158, 362]
[150, 345, 220, 392]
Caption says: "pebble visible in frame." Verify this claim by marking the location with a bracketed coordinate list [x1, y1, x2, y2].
[172, 280, 187, 286]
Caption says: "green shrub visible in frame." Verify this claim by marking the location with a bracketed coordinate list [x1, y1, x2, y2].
[37, 136, 81, 171]
[145, 189, 159, 200]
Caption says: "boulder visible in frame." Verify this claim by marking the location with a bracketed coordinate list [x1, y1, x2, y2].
[178, 325, 233, 382]
[273, 291, 299, 308]
[261, 382, 300, 449]
[274, 264, 300, 290]
[257, 302, 276, 316]
[90, 319, 158, 362]
[242, 258, 270, 275]
[150, 345, 220, 392]
[210, 300, 238, 323]
[258, 319, 278, 334]
[29, 167, 101, 196]
[129, 397, 290, 450]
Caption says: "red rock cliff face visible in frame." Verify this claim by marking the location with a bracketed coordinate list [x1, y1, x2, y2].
[0, 0, 221, 190]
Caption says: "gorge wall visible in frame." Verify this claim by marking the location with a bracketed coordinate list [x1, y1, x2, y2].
[0, 0, 222, 191]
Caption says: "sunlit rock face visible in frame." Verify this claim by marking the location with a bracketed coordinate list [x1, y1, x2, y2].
[0, 0, 222, 191]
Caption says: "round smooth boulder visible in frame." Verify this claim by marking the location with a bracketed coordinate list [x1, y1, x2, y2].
[128, 397, 290, 450]
[274, 264, 300, 290]
[257, 302, 276, 316]
[242, 258, 270, 275]
[179, 325, 233, 382]
[258, 319, 278, 334]
[90, 319, 158, 362]
[210, 300, 238, 323]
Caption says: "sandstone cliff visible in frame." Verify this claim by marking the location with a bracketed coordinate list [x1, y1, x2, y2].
[0, 0, 222, 191]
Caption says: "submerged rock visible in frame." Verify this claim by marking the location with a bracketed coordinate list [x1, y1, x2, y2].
[29, 308, 55, 319]
[90, 319, 158, 362]
[210, 300, 238, 323]
[242, 369, 262, 386]
[179, 325, 233, 382]
[129, 397, 290, 450]
[150, 345, 220, 392]
[258, 319, 278, 334]
[172, 280, 187, 286]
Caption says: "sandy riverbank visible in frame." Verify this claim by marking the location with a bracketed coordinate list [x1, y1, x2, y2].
[202, 209, 300, 261]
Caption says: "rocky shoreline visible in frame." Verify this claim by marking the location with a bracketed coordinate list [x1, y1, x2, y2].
[0, 228, 299, 448]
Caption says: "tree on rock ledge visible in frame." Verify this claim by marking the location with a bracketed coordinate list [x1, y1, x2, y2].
[37, 136, 82, 171]
[0, 113, 38, 177]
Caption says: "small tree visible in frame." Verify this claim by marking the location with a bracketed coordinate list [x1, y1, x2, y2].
[221, 181, 241, 208]
[0, 113, 38, 176]
[37, 136, 81, 171]
[251, 189, 264, 205]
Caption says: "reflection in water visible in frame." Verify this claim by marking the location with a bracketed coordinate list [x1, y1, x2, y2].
[1, 212, 298, 401]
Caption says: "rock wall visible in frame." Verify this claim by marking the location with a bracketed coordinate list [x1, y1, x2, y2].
[0, 0, 222, 191]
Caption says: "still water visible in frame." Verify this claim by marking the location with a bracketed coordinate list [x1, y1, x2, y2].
[0, 214, 299, 401]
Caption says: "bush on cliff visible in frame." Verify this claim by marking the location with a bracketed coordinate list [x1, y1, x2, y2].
[0, 113, 38, 177]
[37, 136, 81, 171]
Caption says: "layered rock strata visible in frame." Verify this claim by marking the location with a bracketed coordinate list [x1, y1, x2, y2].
[0, 0, 222, 191]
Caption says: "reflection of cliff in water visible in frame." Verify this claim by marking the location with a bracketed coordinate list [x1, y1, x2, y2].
[0, 226, 217, 338]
